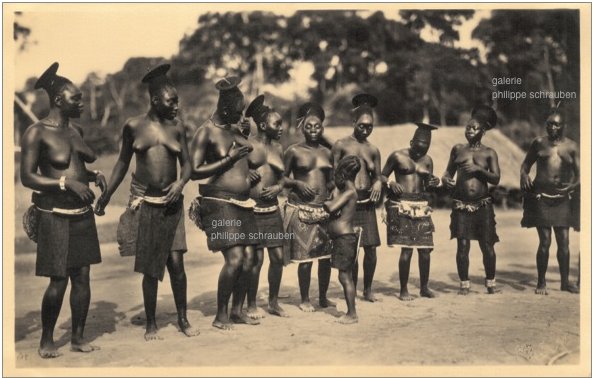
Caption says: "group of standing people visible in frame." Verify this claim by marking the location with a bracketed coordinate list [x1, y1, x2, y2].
[20, 62, 580, 359]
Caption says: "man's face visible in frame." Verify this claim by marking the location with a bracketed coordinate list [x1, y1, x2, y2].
[353, 113, 373, 140]
[546, 113, 564, 139]
[465, 118, 485, 143]
[302, 115, 323, 142]
[153, 86, 179, 120]
[265, 112, 283, 140]
[57, 83, 84, 118]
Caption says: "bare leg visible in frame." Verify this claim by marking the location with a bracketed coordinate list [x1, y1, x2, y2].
[456, 239, 470, 295]
[318, 259, 335, 307]
[337, 270, 358, 324]
[478, 240, 500, 294]
[362, 247, 378, 302]
[246, 248, 265, 319]
[267, 247, 287, 317]
[213, 246, 243, 330]
[167, 251, 199, 336]
[142, 274, 161, 341]
[352, 259, 359, 292]
[230, 245, 260, 325]
[69, 266, 100, 352]
[554, 227, 579, 293]
[418, 249, 434, 298]
[298, 262, 315, 312]
[38, 276, 68, 358]
[535, 227, 551, 295]
[399, 248, 413, 301]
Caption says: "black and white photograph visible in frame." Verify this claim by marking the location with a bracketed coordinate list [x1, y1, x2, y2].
[4, 2, 591, 376]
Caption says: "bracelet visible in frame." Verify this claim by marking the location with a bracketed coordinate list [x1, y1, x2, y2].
[59, 176, 67, 191]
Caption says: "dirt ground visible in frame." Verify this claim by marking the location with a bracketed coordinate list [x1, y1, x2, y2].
[12, 207, 581, 369]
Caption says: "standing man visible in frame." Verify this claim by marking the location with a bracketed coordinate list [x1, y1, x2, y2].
[442, 105, 501, 295]
[21, 62, 103, 357]
[520, 108, 580, 294]
[332, 94, 383, 302]
[382, 123, 439, 300]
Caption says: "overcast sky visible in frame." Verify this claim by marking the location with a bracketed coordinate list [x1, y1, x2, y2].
[12, 6, 488, 91]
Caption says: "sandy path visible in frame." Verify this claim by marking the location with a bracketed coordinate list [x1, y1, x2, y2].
[13, 210, 580, 367]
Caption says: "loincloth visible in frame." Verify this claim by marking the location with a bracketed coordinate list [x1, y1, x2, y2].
[253, 198, 285, 249]
[191, 184, 258, 252]
[31, 192, 101, 278]
[117, 175, 187, 261]
[384, 197, 434, 249]
[330, 233, 359, 271]
[283, 201, 331, 264]
[352, 189, 380, 247]
[521, 188, 576, 229]
[450, 196, 499, 245]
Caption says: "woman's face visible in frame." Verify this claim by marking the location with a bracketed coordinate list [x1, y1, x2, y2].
[264, 112, 283, 140]
[153, 86, 179, 120]
[353, 113, 373, 141]
[465, 118, 485, 143]
[302, 115, 323, 142]
[57, 83, 84, 118]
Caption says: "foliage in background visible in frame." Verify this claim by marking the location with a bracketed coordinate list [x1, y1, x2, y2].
[14, 9, 581, 155]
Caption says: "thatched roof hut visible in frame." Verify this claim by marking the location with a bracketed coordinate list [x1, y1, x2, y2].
[323, 124, 524, 189]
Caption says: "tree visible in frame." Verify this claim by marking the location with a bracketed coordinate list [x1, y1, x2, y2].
[473, 10, 580, 142]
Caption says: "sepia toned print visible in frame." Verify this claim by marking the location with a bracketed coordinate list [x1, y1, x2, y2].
[4, 3, 591, 377]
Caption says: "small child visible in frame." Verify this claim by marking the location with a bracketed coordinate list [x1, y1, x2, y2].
[323, 155, 362, 324]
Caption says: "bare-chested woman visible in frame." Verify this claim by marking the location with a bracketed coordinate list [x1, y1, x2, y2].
[189, 77, 261, 330]
[332, 94, 383, 302]
[520, 109, 580, 295]
[243, 95, 289, 318]
[283, 103, 335, 312]
[96, 64, 199, 340]
[442, 105, 501, 295]
[382, 123, 440, 300]
[21, 63, 103, 358]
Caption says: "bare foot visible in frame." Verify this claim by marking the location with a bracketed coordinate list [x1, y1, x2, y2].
[212, 318, 233, 331]
[487, 287, 502, 294]
[561, 283, 579, 294]
[362, 291, 380, 302]
[178, 318, 200, 337]
[319, 297, 336, 308]
[70, 341, 101, 353]
[230, 312, 261, 325]
[420, 288, 436, 298]
[457, 288, 470, 296]
[246, 307, 266, 320]
[336, 314, 358, 324]
[298, 302, 315, 312]
[144, 329, 163, 341]
[268, 303, 289, 317]
[535, 285, 548, 295]
[38, 344, 62, 359]
[399, 289, 413, 301]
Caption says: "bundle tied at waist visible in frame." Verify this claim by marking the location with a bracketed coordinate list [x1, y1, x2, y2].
[188, 184, 256, 229]
[286, 201, 330, 224]
[24, 192, 93, 242]
[452, 197, 492, 213]
[382, 199, 432, 224]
